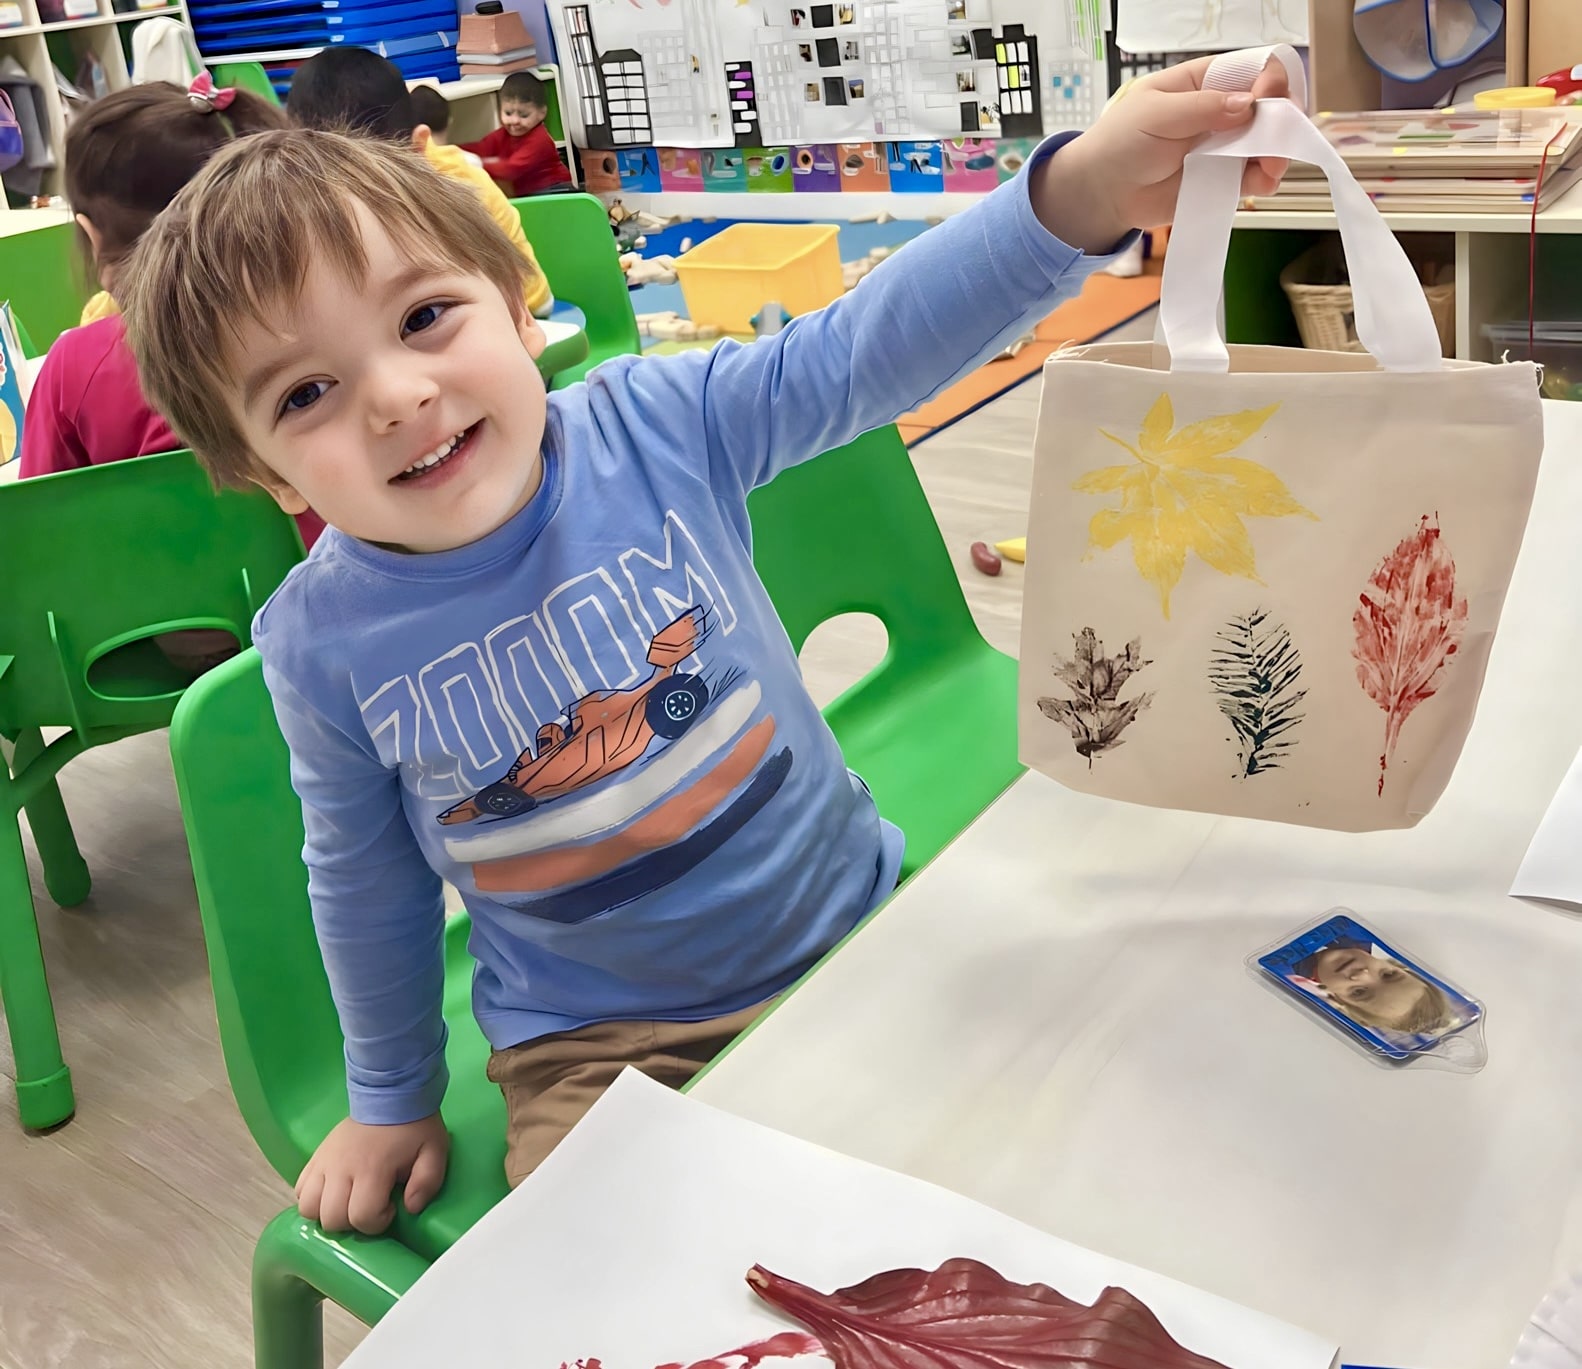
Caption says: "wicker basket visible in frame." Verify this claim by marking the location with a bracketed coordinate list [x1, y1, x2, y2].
[1280, 241, 1456, 357]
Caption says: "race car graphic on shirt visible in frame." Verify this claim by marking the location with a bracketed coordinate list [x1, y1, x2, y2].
[438, 606, 713, 825]
[437, 605, 791, 922]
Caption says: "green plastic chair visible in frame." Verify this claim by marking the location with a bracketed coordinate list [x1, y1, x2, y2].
[208, 61, 282, 106]
[170, 654, 504, 1369]
[0, 220, 89, 352]
[512, 192, 641, 389]
[12, 311, 37, 359]
[746, 423, 1025, 877]
[0, 449, 303, 1131]
[167, 422, 1020, 1364]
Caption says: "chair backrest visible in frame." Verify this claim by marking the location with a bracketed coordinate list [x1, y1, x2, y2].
[11, 310, 37, 359]
[169, 424, 981, 1179]
[534, 68, 566, 143]
[0, 449, 304, 739]
[0, 220, 88, 352]
[170, 650, 347, 1179]
[746, 423, 984, 689]
[207, 61, 282, 106]
[512, 192, 640, 376]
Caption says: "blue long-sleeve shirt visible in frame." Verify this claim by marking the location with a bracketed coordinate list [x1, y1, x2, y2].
[253, 134, 1117, 1123]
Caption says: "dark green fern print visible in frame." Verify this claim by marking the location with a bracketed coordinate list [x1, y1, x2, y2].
[1208, 609, 1307, 779]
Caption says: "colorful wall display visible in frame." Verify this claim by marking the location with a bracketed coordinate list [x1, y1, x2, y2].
[659, 146, 705, 190]
[941, 136, 997, 190]
[886, 139, 944, 192]
[745, 146, 795, 191]
[602, 136, 1053, 195]
[791, 142, 842, 191]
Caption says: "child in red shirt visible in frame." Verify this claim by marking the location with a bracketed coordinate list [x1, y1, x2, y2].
[460, 70, 570, 197]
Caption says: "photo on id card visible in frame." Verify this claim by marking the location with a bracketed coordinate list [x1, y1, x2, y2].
[1256, 912, 1482, 1061]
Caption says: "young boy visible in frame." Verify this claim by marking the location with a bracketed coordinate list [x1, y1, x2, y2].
[120, 55, 1288, 1236]
[460, 70, 572, 198]
[287, 46, 554, 317]
[410, 82, 487, 168]
[407, 84, 454, 144]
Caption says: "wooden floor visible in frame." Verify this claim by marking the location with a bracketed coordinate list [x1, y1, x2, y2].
[0, 319, 1146, 1367]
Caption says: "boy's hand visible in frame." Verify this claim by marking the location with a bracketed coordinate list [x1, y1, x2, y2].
[295, 1113, 450, 1235]
[1033, 53, 1294, 255]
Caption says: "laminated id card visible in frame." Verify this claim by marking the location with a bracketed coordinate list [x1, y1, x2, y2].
[1253, 910, 1486, 1070]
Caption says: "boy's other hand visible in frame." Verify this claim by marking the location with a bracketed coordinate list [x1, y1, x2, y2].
[1032, 52, 1294, 255]
[295, 1113, 451, 1235]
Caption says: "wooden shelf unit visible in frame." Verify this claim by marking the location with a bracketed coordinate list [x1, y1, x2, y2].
[0, 0, 194, 201]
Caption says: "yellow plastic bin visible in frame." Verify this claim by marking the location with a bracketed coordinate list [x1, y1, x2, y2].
[675, 223, 842, 334]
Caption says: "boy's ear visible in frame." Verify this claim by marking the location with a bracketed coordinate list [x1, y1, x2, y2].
[411, 124, 433, 153]
[517, 310, 546, 359]
[251, 473, 311, 516]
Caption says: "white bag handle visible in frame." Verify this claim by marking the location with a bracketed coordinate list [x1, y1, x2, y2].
[1157, 44, 1445, 374]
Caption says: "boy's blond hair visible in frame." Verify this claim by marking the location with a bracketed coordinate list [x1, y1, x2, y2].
[120, 127, 532, 489]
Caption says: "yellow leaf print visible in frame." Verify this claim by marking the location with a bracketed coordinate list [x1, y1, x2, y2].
[1075, 393, 1315, 617]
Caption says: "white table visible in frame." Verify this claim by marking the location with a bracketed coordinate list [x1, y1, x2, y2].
[695, 401, 1582, 1369]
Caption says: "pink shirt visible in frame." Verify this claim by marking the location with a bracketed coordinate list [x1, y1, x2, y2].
[19, 316, 325, 548]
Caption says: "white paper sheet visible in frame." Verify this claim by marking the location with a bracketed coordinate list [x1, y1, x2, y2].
[346, 1070, 1338, 1369]
[1511, 746, 1582, 907]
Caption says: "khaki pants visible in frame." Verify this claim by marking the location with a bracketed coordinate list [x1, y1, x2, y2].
[486, 1000, 771, 1186]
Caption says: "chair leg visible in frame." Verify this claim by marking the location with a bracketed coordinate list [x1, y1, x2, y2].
[254, 1208, 431, 1369]
[10, 728, 91, 909]
[0, 813, 73, 1129]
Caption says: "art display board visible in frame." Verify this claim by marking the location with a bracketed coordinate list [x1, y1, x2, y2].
[546, 0, 1086, 149]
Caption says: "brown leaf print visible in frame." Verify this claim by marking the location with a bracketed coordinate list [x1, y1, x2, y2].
[1037, 627, 1153, 768]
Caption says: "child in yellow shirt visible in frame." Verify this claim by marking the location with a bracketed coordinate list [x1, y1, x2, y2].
[285, 47, 554, 318]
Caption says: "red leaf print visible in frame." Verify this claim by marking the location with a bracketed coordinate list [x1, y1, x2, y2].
[1352, 515, 1468, 796]
[747, 1258, 1233, 1369]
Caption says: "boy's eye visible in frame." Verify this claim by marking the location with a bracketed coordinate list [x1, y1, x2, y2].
[281, 380, 327, 415]
[403, 302, 449, 336]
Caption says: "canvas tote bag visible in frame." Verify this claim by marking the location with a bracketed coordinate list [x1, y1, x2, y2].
[1020, 47, 1544, 832]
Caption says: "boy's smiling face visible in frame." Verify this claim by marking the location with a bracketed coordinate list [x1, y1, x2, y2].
[500, 98, 545, 136]
[231, 202, 548, 553]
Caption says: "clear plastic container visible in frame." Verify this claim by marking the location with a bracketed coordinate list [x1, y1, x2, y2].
[1483, 320, 1582, 400]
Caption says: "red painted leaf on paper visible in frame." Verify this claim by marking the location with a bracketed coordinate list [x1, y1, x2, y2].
[747, 1258, 1233, 1369]
[1352, 515, 1469, 796]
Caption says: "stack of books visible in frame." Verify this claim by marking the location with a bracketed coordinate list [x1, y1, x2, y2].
[458, 6, 536, 77]
[1244, 108, 1582, 214]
